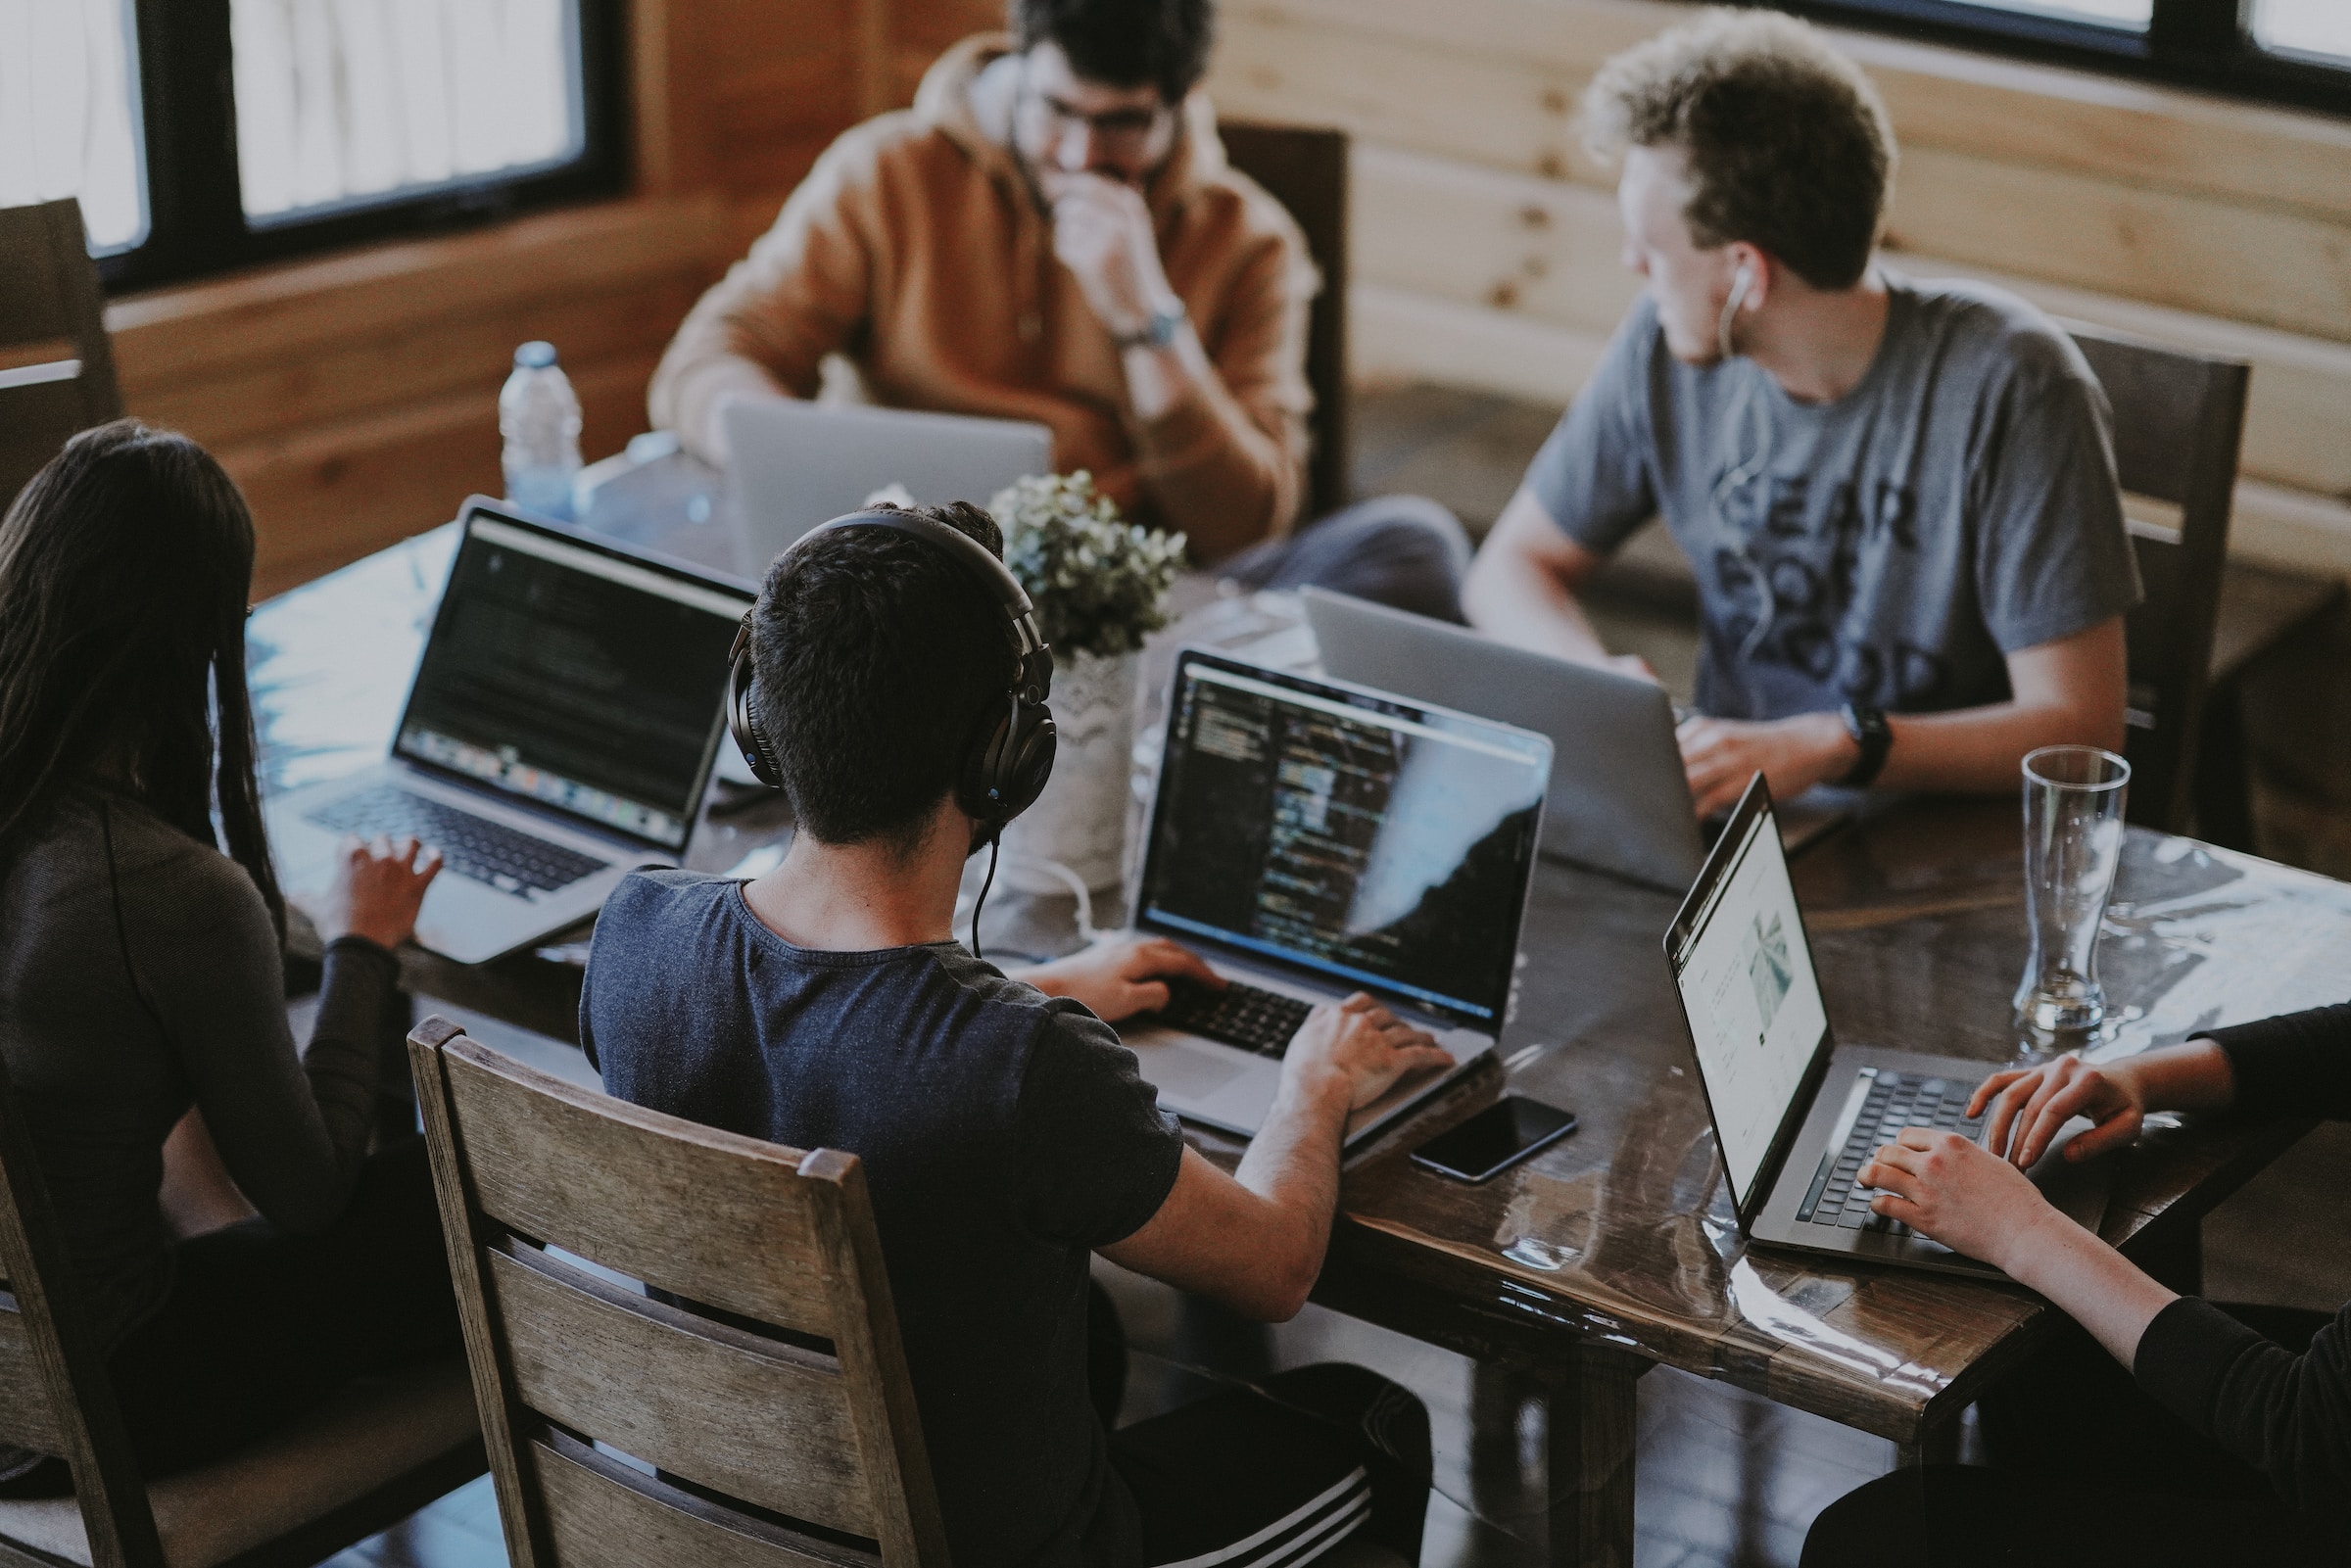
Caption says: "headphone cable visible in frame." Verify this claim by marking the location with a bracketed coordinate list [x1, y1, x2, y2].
[970, 832, 1001, 964]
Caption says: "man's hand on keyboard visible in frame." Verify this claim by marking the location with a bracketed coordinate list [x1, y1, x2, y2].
[1283, 993, 1455, 1113]
[319, 833, 444, 950]
[1021, 935, 1223, 1023]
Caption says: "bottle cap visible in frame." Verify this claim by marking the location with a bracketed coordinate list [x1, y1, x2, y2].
[513, 341, 558, 369]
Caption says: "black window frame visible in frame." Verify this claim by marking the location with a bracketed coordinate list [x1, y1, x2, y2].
[1755, 0, 2351, 119]
[100, 0, 630, 295]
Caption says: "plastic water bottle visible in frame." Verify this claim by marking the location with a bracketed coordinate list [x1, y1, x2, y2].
[500, 341, 582, 520]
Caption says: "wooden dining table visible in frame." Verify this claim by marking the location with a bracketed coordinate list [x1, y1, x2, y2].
[250, 500, 2350, 1567]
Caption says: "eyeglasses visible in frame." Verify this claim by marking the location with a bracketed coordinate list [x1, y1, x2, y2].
[1021, 90, 1171, 153]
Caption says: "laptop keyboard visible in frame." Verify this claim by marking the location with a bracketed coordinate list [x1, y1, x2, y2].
[1154, 977, 1315, 1057]
[307, 786, 606, 897]
[1797, 1069, 1987, 1234]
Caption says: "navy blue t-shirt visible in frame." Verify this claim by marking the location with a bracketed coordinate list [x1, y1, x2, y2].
[581, 871, 1186, 1567]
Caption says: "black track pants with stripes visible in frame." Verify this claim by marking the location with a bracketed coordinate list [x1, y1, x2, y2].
[1106, 1362, 1430, 1568]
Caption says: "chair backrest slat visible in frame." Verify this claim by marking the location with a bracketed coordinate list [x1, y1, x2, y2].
[442, 1043, 837, 1334]
[0, 198, 122, 515]
[0, 1298, 69, 1454]
[2064, 321, 2249, 835]
[486, 1242, 873, 1536]
[411, 1021, 950, 1568]
[530, 1430, 877, 1568]
[1219, 121, 1349, 522]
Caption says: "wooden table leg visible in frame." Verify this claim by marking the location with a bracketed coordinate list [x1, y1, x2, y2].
[1541, 1346, 1643, 1568]
[1895, 1409, 1962, 1469]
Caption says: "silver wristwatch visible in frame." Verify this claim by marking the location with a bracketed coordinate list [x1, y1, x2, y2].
[1116, 299, 1188, 351]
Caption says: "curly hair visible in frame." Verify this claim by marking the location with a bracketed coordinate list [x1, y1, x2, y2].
[1009, 0, 1216, 103]
[1583, 8, 1895, 290]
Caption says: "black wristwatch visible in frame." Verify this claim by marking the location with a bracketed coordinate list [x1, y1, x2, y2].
[1839, 703, 1893, 788]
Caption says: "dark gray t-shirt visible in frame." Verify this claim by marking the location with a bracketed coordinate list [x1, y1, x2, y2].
[581, 871, 1186, 1568]
[1527, 273, 2141, 720]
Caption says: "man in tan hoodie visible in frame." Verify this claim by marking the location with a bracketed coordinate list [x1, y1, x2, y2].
[650, 0, 1468, 620]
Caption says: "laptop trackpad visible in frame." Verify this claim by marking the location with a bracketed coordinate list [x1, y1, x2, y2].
[1129, 1042, 1248, 1101]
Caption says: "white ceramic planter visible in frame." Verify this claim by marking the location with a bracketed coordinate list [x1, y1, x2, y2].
[1000, 648, 1140, 893]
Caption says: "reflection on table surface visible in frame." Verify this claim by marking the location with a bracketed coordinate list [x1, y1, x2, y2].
[1307, 800, 2346, 1440]
[249, 506, 2344, 1448]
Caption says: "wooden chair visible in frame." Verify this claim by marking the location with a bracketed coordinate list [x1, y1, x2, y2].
[1219, 122, 1350, 523]
[0, 199, 121, 516]
[0, 1053, 483, 1568]
[2064, 321, 2250, 835]
[407, 1017, 948, 1567]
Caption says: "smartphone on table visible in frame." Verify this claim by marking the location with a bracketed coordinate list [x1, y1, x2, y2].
[1410, 1096, 1578, 1183]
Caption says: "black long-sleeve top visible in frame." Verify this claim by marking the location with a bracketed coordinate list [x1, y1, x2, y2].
[0, 789, 395, 1350]
[2134, 1002, 2351, 1518]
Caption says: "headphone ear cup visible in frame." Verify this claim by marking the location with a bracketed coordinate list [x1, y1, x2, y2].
[727, 620, 784, 789]
[998, 703, 1056, 820]
[957, 704, 1011, 825]
[959, 696, 1057, 827]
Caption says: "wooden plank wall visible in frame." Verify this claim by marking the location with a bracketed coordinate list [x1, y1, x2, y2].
[1197, 0, 2351, 577]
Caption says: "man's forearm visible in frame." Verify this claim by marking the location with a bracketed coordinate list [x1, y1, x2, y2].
[1126, 333, 1300, 559]
[1462, 549, 1616, 667]
[1875, 698, 2123, 794]
[1228, 1076, 1353, 1312]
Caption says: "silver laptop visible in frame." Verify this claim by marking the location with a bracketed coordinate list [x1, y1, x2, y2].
[266, 499, 751, 965]
[722, 398, 1052, 577]
[1303, 588, 1703, 891]
[1664, 775, 2110, 1276]
[1118, 649, 1553, 1149]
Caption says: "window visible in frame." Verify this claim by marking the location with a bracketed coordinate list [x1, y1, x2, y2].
[2253, 0, 2351, 68]
[0, 0, 623, 292]
[1771, 0, 2351, 114]
[0, 0, 147, 254]
[1949, 0, 2150, 29]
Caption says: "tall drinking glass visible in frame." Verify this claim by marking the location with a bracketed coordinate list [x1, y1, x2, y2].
[2014, 745, 2131, 1033]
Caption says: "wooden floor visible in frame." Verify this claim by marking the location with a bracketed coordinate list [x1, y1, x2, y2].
[319, 381, 2348, 1567]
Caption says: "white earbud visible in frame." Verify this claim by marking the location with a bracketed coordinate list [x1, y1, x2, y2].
[1716, 261, 1756, 363]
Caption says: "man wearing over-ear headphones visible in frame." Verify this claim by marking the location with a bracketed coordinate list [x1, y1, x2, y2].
[577, 501, 1442, 1567]
[1463, 9, 2139, 819]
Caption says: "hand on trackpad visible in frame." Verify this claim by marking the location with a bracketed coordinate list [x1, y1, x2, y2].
[2011, 1115, 2112, 1231]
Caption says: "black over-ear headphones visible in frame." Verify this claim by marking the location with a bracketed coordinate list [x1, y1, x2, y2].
[727, 508, 1058, 837]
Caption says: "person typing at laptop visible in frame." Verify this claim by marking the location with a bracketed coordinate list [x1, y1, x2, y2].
[648, 0, 1471, 622]
[0, 424, 461, 1495]
[1801, 1013, 2351, 1562]
[1461, 11, 2138, 819]
[581, 500, 1441, 1567]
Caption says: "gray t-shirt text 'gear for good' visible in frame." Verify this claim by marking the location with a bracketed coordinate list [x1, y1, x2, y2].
[1526, 273, 2142, 721]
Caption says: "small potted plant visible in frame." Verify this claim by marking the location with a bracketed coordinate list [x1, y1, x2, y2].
[987, 471, 1185, 892]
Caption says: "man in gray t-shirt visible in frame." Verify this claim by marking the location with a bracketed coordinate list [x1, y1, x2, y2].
[1463, 12, 2138, 817]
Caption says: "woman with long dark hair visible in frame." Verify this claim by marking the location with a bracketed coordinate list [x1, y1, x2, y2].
[0, 421, 459, 1491]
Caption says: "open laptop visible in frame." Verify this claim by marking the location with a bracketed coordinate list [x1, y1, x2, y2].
[1117, 649, 1553, 1148]
[265, 499, 750, 965]
[1663, 774, 2110, 1276]
[722, 399, 1052, 577]
[1303, 588, 1703, 890]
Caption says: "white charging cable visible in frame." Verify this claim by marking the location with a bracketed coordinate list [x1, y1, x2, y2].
[953, 849, 1102, 955]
